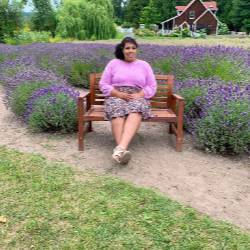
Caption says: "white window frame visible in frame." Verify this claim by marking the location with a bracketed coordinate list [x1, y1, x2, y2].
[189, 10, 195, 19]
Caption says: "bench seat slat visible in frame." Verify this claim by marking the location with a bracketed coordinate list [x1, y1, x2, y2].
[83, 106, 177, 122]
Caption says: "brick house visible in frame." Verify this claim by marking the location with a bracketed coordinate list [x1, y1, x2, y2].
[160, 0, 219, 35]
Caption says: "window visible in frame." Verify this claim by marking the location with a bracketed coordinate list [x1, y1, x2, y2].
[189, 10, 195, 19]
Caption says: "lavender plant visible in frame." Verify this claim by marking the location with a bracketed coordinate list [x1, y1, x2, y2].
[25, 85, 79, 132]
[10, 82, 51, 117]
[3, 67, 67, 107]
[196, 100, 250, 154]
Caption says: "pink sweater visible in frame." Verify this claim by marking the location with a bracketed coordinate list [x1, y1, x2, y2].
[99, 59, 157, 99]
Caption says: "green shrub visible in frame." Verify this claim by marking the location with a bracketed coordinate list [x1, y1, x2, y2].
[134, 28, 156, 37]
[0, 55, 5, 64]
[167, 27, 191, 38]
[183, 57, 249, 82]
[69, 61, 99, 88]
[10, 82, 51, 117]
[178, 86, 205, 131]
[4, 31, 51, 45]
[179, 86, 204, 114]
[196, 100, 250, 154]
[28, 93, 77, 132]
[218, 22, 230, 35]
[194, 29, 207, 38]
[121, 22, 133, 28]
[159, 56, 249, 83]
[153, 57, 180, 74]
[77, 30, 87, 40]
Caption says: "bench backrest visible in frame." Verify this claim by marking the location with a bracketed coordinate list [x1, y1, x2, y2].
[89, 73, 174, 109]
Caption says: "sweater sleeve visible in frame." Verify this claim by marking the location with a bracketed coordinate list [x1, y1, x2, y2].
[143, 63, 157, 99]
[99, 60, 114, 97]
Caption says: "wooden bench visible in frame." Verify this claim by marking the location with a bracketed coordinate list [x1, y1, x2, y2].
[77, 73, 185, 151]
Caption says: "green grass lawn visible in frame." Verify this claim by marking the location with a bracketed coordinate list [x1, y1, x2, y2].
[0, 146, 249, 249]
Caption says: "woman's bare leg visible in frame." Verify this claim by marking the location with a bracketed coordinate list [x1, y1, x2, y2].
[111, 117, 126, 145]
[119, 113, 142, 150]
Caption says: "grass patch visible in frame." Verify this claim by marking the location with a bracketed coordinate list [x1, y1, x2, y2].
[0, 146, 249, 249]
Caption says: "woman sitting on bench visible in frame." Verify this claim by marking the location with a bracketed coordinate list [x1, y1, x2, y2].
[99, 37, 157, 164]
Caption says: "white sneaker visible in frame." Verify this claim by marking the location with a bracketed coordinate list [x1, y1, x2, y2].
[112, 146, 131, 164]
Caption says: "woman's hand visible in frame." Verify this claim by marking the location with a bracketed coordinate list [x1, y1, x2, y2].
[111, 89, 130, 101]
[117, 91, 130, 101]
[128, 90, 144, 100]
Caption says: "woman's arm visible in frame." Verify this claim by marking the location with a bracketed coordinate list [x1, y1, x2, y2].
[143, 62, 157, 99]
[129, 62, 156, 100]
[99, 60, 130, 101]
[99, 61, 114, 97]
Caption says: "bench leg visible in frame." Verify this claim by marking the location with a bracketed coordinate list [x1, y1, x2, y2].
[176, 136, 183, 152]
[169, 123, 174, 134]
[78, 119, 85, 151]
[87, 121, 93, 132]
[176, 123, 183, 152]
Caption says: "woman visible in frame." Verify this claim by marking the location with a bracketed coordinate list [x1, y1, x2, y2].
[99, 37, 157, 164]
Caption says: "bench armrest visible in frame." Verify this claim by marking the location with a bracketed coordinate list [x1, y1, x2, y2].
[78, 91, 90, 99]
[77, 91, 91, 118]
[172, 94, 184, 101]
[168, 94, 185, 117]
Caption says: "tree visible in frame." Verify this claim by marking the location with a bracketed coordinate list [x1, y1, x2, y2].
[56, 0, 116, 40]
[140, 0, 161, 26]
[216, 0, 233, 29]
[0, 0, 23, 42]
[124, 0, 150, 27]
[31, 0, 57, 35]
[231, 0, 250, 33]
[111, 0, 126, 23]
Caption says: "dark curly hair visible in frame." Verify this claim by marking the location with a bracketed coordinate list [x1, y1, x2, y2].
[114, 37, 138, 60]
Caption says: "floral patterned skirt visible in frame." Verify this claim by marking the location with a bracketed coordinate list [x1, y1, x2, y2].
[104, 86, 153, 121]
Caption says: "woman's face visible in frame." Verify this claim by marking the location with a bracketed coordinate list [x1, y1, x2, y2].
[123, 42, 137, 62]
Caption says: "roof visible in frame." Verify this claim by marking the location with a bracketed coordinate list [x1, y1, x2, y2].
[203, 1, 218, 10]
[176, 6, 186, 11]
[175, 1, 218, 12]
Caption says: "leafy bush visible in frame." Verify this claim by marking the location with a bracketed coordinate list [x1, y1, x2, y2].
[134, 28, 156, 37]
[218, 22, 230, 35]
[121, 22, 133, 28]
[69, 61, 96, 87]
[4, 31, 51, 45]
[26, 85, 79, 132]
[153, 57, 180, 74]
[0, 1, 23, 42]
[182, 57, 249, 83]
[156, 56, 249, 83]
[196, 100, 250, 154]
[0, 55, 5, 64]
[178, 86, 205, 130]
[10, 82, 51, 117]
[168, 27, 191, 38]
[193, 29, 207, 38]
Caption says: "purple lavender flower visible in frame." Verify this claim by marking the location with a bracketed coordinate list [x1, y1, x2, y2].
[24, 84, 79, 121]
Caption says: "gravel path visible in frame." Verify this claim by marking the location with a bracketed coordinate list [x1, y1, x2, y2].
[0, 86, 249, 231]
